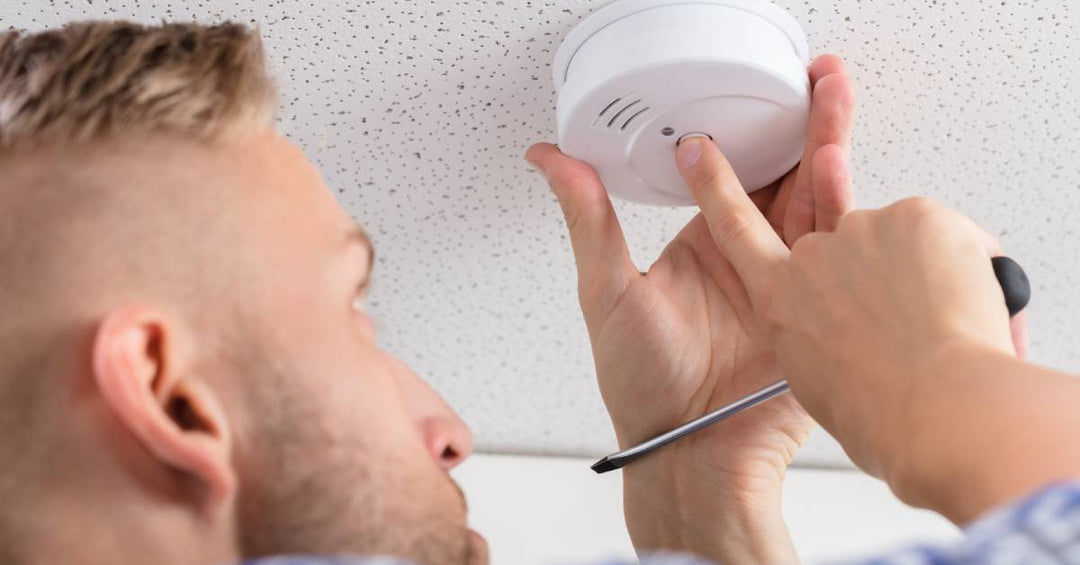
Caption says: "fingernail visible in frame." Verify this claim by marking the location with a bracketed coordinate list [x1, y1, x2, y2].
[676, 135, 709, 169]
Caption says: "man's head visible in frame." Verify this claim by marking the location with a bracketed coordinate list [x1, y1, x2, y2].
[0, 21, 482, 564]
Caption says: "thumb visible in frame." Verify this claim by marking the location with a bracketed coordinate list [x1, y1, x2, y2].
[524, 143, 637, 318]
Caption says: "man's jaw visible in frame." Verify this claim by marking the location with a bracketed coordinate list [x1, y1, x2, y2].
[447, 475, 486, 564]
[466, 529, 489, 565]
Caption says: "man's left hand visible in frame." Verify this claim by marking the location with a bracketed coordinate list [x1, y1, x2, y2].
[525, 55, 856, 563]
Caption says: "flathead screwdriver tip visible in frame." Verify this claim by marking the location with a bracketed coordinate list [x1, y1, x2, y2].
[591, 456, 620, 474]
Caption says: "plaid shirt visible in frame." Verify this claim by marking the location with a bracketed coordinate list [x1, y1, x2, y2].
[247, 482, 1080, 565]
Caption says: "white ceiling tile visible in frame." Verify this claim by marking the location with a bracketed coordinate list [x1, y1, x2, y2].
[6, 1, 1078, 468]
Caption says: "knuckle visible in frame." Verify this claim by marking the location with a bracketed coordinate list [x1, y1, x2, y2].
[959, 217, 1003, 256]
[892, 196, 943, 224]
[790, 231, 826, 260]
[790, 233, 830, 278]
[836, 208, 872, 232]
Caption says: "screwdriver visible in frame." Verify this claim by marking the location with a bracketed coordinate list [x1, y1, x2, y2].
[591, 256, 1032, 474]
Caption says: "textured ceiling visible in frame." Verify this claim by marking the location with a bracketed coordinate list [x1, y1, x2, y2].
[6, 1, 1079, 467]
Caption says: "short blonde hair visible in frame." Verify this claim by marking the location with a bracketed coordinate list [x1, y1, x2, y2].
[0, 20, 277, 148]
[0, 25, 278, 553]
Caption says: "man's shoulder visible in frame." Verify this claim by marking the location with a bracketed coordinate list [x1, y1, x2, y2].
[831, 482, 1080, 565]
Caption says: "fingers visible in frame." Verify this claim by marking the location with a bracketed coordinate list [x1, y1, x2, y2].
[805, 63, 857, 155]
[676, 136, 790, 295]
[780, 57, 857, 244]
[968, 222, 1030, 359]
[1010, 311, 1029, 360]
[781, 169, 816, 243]
[811, 144, 855, 232]
[774, 141, 854, 242]
[524, 143, 637, 309]
[905, 204, 1031, 359]
[809, 53, 847, 87]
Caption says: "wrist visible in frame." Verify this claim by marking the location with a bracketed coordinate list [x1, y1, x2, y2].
[880, 340, 1018, 521]
[622, 448, 796, 564]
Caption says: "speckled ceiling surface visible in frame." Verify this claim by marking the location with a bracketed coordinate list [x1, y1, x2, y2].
[5, 1, 1078, 467]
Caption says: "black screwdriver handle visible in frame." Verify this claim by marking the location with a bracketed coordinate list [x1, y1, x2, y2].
[992, 256, 1031, 317]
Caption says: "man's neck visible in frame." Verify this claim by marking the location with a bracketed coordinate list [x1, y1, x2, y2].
[19, 478, 239, 564]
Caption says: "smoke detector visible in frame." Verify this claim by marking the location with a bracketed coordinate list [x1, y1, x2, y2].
[553, 0, 811, 206]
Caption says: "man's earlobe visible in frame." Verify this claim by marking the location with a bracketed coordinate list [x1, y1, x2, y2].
[92, 306, 236, 504]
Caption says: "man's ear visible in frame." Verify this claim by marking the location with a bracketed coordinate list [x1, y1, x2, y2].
[92, 306, 235, 504]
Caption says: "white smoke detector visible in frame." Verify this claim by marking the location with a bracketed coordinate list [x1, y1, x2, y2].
[553, 0, 811, 206]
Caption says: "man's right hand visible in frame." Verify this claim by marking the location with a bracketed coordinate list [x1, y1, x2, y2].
[675, 136, 1051, 523]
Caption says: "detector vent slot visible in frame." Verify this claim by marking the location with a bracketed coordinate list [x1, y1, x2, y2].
[620, 106, 650, 130]
[598, 97, 623, 118]
[606, 99, 641, 129]
[594, 96, 649, 131]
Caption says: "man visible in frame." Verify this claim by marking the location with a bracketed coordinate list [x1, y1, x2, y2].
[1, 18, 1078, 565]
[0, 22, 479, 564]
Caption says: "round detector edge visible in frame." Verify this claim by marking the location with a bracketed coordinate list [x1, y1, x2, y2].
[551, 0, 810, 91]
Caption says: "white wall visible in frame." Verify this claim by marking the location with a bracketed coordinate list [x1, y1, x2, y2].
[453, 454, 958, 565]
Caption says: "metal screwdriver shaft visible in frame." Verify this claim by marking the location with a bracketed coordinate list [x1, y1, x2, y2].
[591, 380, 791, 474]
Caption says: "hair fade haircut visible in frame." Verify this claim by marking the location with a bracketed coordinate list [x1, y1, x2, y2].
[0, 20, 277, 149]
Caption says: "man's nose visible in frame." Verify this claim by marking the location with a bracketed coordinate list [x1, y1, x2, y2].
[391, 357, 474, 470]
[419, 412, 473, 470]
